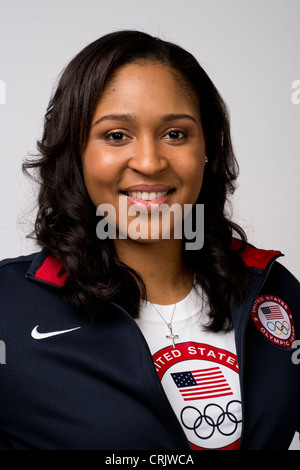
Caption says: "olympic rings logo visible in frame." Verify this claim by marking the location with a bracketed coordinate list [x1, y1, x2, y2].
[180, 400, 242, 440]
[266, 320, 290, 336]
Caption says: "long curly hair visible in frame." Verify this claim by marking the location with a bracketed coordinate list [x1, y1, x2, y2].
[23, 30, 251, 331]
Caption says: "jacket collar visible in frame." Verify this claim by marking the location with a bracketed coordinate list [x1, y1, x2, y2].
[26, 239, 282, 288]
[25, 249, 67, 288]
[230, 238, 282, 270]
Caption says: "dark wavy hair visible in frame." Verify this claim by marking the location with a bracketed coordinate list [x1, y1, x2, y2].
[23, 30, 251, 331]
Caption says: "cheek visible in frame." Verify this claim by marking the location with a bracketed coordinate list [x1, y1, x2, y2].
[187, 173, 204, 205]
[178, 154, 205, 196]
[82, 144, 119, 182]
[82, 151, 116, 205]
[83, 145, 106, 177]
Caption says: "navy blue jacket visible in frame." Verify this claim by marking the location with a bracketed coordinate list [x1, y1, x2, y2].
[0, 242, 299, 450]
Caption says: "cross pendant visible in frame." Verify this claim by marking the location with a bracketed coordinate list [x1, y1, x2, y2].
[166, 323, 179, 348]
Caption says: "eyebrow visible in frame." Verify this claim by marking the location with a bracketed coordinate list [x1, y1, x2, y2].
[92, 113, 197, 127]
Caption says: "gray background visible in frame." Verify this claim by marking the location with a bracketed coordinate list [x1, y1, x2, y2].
[0, 0, 299, 449]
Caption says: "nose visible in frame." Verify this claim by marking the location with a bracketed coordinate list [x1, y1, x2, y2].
[128, 135, 168, 175]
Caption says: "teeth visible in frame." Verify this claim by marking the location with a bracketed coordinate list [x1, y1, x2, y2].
[126, 191, 168, 201]
[149, 192, 157, 200]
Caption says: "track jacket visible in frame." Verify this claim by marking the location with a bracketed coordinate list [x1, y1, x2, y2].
[0, 241, 299, 450]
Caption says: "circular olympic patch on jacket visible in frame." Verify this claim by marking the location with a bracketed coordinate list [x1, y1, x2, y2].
[251, 294, 295, 348]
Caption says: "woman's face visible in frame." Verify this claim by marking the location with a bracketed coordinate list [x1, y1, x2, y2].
[82, 62, 206, 242]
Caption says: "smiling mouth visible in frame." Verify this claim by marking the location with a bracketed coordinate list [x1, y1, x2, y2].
[119, 188, 175, 213]
[121, 189, 174, 201]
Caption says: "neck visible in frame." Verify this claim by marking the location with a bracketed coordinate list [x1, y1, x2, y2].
[114, 238, 193, 304]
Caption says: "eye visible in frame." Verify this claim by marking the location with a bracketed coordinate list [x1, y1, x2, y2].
[105, 131, 127, 141]
[164, 129, 187, 141]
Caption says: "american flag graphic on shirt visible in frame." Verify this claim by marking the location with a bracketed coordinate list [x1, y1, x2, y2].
[260, 305, 284, 321]
[171, 367, 233, 401]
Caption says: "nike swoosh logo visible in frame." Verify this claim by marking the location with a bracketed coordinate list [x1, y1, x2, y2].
[31, 325, 81, 340]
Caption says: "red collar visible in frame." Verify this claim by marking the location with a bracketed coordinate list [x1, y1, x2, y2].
[33, 253, 67, 287]
[230, 238, 281, 270]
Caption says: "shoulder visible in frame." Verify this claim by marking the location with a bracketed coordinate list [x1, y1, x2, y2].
[232, 238, 299, 289]
[0, 252, 45, 296]
[0, 251, 68, 325]
[0, 253, 38, 277]
[0, 250, 65, 289]
[265, 259, 300, 296]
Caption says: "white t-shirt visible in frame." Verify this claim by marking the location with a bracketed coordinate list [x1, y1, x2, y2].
[135, 286, 242, 450]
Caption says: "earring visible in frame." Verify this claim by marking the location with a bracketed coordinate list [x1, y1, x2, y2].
[205, 156, 208, 164]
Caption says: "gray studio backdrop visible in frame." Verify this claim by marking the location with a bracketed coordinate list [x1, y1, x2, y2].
[0, 0, 299, 449]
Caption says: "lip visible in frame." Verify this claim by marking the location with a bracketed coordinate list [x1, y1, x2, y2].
[121, 183, 173, 193]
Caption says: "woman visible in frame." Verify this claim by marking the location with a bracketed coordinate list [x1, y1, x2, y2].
[0, 30, 299, 450]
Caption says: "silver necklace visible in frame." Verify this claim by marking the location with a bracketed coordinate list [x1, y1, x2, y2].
[148, 273, 181, 349]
